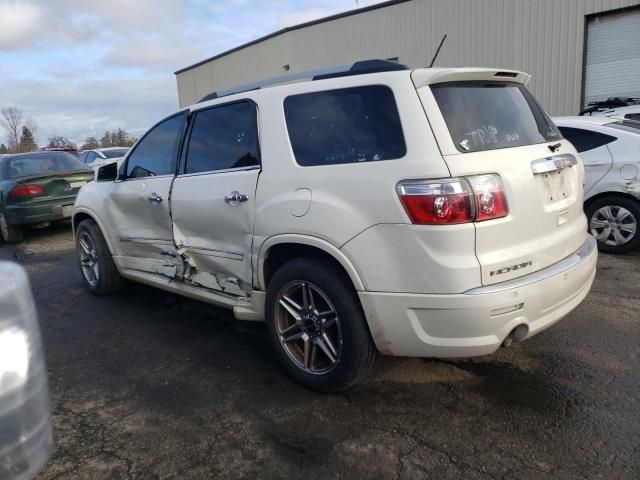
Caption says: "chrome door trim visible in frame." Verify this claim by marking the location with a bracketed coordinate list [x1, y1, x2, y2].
[177, 165, 260, 178]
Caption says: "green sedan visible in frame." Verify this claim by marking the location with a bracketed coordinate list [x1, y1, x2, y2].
[0, 151, 94, 243]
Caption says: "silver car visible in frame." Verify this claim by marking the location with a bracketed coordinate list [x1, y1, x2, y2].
[554, 116, 640, 253]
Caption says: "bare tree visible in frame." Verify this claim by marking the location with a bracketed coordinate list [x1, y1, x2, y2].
[0, 107, 24, 153]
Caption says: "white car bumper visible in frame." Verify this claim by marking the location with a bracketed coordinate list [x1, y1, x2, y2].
[359, 235, 598, 358]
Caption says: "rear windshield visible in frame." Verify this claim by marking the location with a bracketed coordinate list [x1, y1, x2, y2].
[6, 153, 90, 179]
[102, 149, 129, 158]
[431, 82, 562, 153]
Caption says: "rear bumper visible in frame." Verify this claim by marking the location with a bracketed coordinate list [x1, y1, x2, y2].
[359, 235, 597, 357]
[4, 201, 74, 225]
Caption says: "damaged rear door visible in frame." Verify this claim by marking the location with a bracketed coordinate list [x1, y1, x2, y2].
[107, 112, 187, 277]
[171, 100, 260, 297]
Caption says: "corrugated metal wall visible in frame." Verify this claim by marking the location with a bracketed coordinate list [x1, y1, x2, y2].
[176, 0, 640, 115]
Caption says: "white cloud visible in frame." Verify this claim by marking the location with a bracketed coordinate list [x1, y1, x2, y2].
[0, 75, 177, 146]
[278, 8, 337, 29]
[0, 2, 44, 49]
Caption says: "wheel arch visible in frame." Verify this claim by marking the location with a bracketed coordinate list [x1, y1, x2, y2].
[72, 209, 116, 255]
[257, 235, 365, 292]
[585, 190, 640, 209]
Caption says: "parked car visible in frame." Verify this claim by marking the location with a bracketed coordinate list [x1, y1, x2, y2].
[79, 147, 130, 172]
[73, 60, 597, 391]
[0, 261, 52, 479]
[0, 151, 94, 243]
[553, 116, 640, 254]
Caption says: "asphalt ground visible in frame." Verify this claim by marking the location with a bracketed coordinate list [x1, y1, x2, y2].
[1, 222, 638, 479]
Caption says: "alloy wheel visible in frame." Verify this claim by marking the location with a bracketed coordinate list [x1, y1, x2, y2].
[590, 205, 637, 247]
[78, 231, 100, 287]
[0, 213, 8, 240]
[275, 281, 343, 375]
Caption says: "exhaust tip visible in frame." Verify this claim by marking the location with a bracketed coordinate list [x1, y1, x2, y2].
[502, 324, 529, 348]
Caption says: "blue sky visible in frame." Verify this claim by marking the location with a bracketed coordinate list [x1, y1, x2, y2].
[0, 0, 384, 147]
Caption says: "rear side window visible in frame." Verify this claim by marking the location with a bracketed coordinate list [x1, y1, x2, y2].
[126, 113, 186, 178]
[284, 85, 406, 166]
[185, 101, 259, 174]
[557, 127, 616, 153]
[432, 82, 562, 153]
[7, 153, 89, 178]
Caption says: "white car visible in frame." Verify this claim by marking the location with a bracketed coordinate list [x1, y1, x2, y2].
[79, 147, 129, 172]
[554, 116, 640, 254]
[73, 60, 597, 391]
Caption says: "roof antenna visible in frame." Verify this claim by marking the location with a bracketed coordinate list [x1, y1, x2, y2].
[428, 34, 447, 68]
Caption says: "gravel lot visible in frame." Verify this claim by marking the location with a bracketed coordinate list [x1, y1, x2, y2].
[2, 222, 639, 479]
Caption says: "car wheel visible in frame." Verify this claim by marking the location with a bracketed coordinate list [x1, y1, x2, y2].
[265, 258, 378, 392]
[0, 211, 24, 243]
[76, 219, 126, 295]
[586, 195, 640, 254]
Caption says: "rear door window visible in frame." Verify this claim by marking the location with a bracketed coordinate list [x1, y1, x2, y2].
[284, 85, 406, 166]
[185, 101, 260, 174]
[557, 127, 616, 153]
[431, 81, 562, 153]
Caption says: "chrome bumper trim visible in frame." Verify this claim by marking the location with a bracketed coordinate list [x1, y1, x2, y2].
[465, 235, 597, 295]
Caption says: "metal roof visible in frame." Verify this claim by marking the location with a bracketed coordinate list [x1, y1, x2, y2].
[174, 0, 413, 75]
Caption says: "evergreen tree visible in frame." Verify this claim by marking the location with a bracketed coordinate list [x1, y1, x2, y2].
[19, 126, 37, 152]
[0, 144, 8, 154]
[100, 131, 112, 148]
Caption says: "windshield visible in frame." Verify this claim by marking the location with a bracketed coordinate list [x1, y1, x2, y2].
[102, 149, 128, 159]
[7, 153, 90, 178]
[431, 81, 562, 153]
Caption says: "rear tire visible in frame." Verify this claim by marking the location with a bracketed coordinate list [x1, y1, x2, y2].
[76, 219, 126, 295]
[0, 211, 24, 243]
[265, 258, 377, 392]
[586, 195, 640, 254]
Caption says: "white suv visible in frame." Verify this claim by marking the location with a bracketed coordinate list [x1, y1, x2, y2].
[73, 60, 597, 391]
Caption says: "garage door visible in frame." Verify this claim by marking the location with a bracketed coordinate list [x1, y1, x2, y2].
[584, 8, 640, 107]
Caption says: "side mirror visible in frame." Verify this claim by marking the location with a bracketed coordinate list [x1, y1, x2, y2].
[96, 162, 118, 182]
[0, 262, 52, 479]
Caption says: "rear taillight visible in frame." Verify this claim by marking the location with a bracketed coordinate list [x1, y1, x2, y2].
[396, 174, 508, 225]
[467, 174, 508, 221]
[9, 185, 45, 198]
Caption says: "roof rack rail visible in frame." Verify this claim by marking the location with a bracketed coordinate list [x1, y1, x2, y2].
[196, 58, 410, 103]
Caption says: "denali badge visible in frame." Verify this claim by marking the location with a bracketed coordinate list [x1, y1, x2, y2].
[490, 261, 533, 277]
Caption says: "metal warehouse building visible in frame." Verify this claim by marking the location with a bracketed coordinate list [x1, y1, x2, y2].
[175, 0, 640, 115]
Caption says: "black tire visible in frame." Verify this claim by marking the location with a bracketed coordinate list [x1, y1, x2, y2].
[265, 258, 377, 392]
[76, 219, 126, 295]
[586, 195, 640, 254]
[0, 211, 24, 243]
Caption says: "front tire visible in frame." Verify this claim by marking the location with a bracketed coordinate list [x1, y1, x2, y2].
[76, 219, 126, 295]
[0, 211, 24, 243]
[586, 195, 640, 254]
[265, 258, 377, 392]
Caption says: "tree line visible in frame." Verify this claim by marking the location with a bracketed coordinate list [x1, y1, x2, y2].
[0, 106, 138, 154]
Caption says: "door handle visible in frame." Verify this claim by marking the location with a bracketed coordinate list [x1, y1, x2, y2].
[148, 192, 163, 202]
[583, 162, 608, 167]
[224, 191, 249, 204]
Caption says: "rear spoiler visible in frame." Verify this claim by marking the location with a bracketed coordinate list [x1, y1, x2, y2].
[411, 68, 530, 89]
